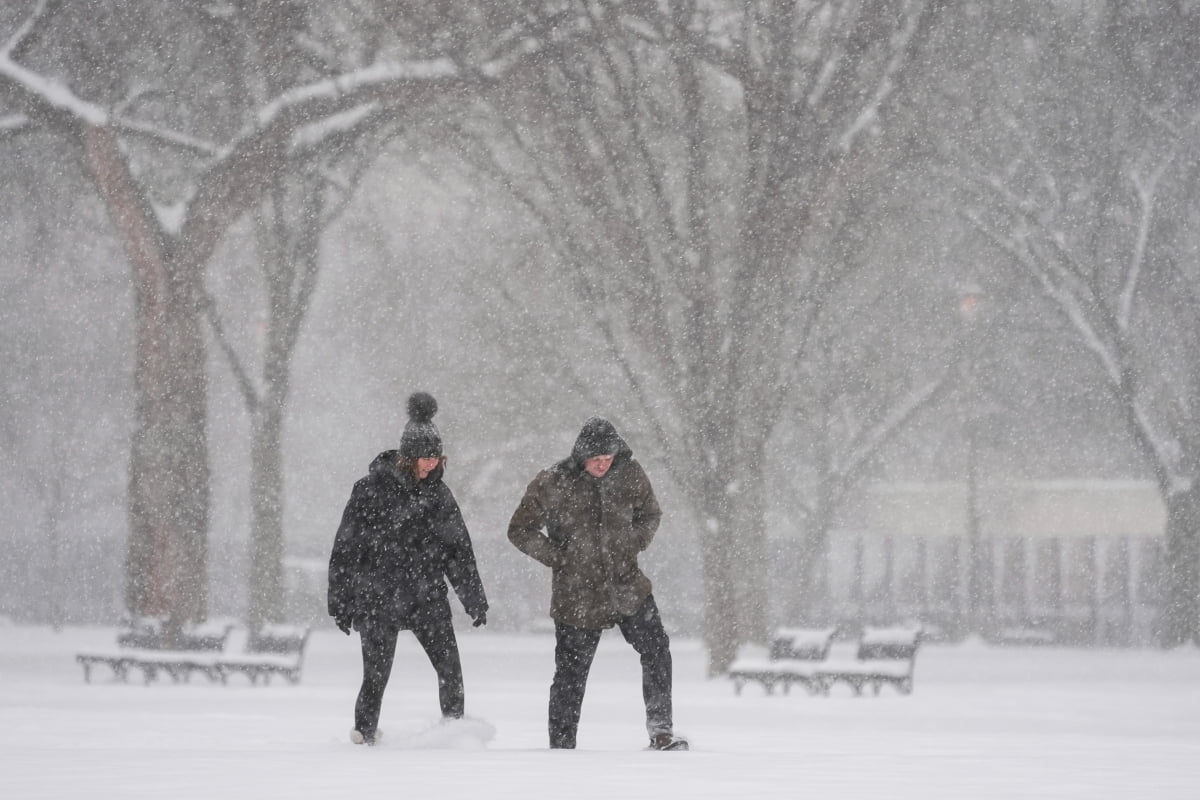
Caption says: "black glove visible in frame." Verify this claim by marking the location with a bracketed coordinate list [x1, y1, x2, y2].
[471, 609, 487, 628]
[334, 614, 353, 635]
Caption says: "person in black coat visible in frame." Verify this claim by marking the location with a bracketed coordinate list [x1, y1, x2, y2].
[327, 392, 488, 745]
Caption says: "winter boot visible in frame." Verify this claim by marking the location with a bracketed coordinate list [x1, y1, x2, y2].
[350, 728, 383, 746]
[648, 733, 689, 751]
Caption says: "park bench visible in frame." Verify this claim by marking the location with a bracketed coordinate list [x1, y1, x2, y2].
[813, 626, 923, 696]
[727, 627, 837, 695]
[214, 624, 311, 686]
[76, 621, 310, 686]
[76, 618, 235, 684]
[114, 616, 232, 651]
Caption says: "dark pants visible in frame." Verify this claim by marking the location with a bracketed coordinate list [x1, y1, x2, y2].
[354, 603, 464, 737]
[549, 594, 673, 749]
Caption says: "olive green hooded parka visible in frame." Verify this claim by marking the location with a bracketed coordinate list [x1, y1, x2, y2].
[508, 418, 662, 629]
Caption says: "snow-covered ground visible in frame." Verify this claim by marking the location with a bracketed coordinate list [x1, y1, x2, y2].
[2, 624, 1198, 799]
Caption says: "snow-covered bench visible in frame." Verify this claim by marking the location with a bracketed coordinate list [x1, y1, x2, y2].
[814, 626, 923, 696]
[214, 624, 310, 686]
[76, 619, 235, 684]
[76, 622, 310, 686]
[113, 616, 234, 651]
[727, 627, 837, 695]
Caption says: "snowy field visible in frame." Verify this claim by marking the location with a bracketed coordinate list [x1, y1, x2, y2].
[2, 625, 1199, 799]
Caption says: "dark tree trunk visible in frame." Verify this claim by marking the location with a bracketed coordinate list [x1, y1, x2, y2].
[242, 178, 321, 629]
[1160, 488, 1200, 647]
[793, 508, 834, 628]
[693, 425, 772, 674]
[247, 397, 285, 630]
[81, 127, 210, 631]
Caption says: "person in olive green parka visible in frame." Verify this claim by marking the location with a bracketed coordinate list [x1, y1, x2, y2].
[508, 417, 687, 751]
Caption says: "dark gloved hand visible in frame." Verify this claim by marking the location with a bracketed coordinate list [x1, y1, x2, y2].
[335, 614, 353, 635]
[471, 609, 487, 628]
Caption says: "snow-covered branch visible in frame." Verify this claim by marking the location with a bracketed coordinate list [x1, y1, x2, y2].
[1118, 159, 1169, 332]
[0, 0, 49, 60]
[254, 58, 459, 130]
[112, 116, 220, 157]
[289, 102, 379, 153]
[2, 35, 220, 154]
[835, 373, 948, 480]
[0, 112, 28, 132]
[961, 208, 1124, 386]
[0, 52, 107, 127]
[838, 2, 931, 152]
[199, 289, 259, 411]
[1000, 112, 1063, 211]
[1130, 396, 1188, 496]
[1032, 264, 1123, 387]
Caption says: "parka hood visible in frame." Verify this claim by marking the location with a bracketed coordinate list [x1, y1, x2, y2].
[563, 417, 633, 472]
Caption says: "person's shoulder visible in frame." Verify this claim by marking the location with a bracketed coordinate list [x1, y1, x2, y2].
[614, 452, 643, 472]
[618, 456, 653, 483]
[525, 464, 565, 491]
[342, 476, 376, 513]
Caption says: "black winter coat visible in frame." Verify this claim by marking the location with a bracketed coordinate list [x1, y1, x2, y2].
[327, 450, 488, 630]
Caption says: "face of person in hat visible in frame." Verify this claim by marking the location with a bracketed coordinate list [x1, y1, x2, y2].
[583, 453, 615, 478]
[416, 456, 441, 480]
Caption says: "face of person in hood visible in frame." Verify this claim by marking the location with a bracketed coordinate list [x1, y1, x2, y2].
[583, 453, 615, 478]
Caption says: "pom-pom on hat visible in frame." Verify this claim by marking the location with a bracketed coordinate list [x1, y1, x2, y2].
[400, 391, 443, 458]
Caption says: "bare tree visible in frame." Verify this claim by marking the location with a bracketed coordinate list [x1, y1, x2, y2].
[957, 1, 1200, 646]
[450, 0, 947, 671]
[0, 0, 557, 635]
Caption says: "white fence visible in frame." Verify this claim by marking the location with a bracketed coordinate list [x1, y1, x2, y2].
[770, 480, 1169, 646]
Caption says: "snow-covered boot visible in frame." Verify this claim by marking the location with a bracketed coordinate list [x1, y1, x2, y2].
[648, 733, 689, 751]
[350, 728, 383, 746]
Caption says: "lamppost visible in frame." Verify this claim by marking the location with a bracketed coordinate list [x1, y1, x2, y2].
[958, 285, 987, 637]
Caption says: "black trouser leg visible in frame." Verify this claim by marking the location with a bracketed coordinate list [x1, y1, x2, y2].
[616, 594, 673, 738]
[410, 605, 465, 719]
[355, 624, 399, 737]
[549, 622, 603, 749]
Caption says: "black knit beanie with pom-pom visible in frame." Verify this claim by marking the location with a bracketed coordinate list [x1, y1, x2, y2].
[399, 392, 443, 458]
